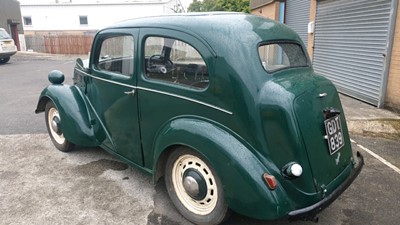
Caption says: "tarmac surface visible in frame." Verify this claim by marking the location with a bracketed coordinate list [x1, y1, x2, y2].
[1, 52, 400, 225]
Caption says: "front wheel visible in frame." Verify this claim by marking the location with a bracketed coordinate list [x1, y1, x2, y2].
[0, 57, 10, 64]
[45, 101, 75, 152]
[165, 147, 230, 225]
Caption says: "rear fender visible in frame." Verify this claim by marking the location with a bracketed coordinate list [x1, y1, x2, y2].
[152, 117, 292, 220]
[35, 84, 99, 147]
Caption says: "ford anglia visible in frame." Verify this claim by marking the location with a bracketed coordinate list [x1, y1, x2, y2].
[36, 13, 363, 225]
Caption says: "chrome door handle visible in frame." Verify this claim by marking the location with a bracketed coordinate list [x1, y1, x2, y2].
[124, 89, 136, 96]
[318, 93, 327, 98]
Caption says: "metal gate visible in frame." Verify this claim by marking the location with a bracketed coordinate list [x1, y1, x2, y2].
[285, 0, 310, 47]
[312, 0, 394, 106]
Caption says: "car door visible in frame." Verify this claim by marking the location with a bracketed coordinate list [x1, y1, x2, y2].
[87, 28, 142, 166]
[137, 28, 224, 167]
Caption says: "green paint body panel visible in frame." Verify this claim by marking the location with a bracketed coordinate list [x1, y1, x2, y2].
[151, 117, 293, 219]
[35, 13, 362, 221]
[36, 84, 99, 147]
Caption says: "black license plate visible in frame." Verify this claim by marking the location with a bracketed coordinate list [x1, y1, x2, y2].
[324, 115, 345, 155]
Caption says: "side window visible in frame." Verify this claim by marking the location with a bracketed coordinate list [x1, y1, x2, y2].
[144, 36, 209, 89]
[95, 35, 134, 77]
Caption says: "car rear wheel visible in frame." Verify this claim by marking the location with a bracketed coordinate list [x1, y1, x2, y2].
[0, 57, 10, 64]
[45, 101, 75, 152]
[165, 147, 230, 225]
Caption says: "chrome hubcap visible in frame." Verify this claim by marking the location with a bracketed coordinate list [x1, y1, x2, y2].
[47, 107, 65, 145]
[183, 176, 199, 197]
[51, 117, 61, 135]
[182, 169, 207, 200]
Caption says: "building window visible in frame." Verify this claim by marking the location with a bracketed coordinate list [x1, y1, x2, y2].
[23, 16, 32, 26]
[79, 16, 88, 25]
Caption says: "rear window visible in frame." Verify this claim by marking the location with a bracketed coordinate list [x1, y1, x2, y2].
[0, 29, 11, 39]
[258, 43, 308, 72]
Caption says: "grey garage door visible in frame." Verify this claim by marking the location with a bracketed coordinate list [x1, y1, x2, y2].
[285, 0, 310, 47]
[312, 0, 393, 106]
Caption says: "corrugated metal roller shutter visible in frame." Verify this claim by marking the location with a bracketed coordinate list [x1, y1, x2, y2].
[313, 0, 392, 106]
[285, 0, 310, 46]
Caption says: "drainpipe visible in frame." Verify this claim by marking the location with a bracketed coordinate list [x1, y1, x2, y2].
[279, 1, 285, 23]
[277, 1, 285, 64]
[378, 0, 398, 108]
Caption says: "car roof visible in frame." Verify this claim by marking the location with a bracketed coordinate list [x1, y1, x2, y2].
[105, 12, 303, 55]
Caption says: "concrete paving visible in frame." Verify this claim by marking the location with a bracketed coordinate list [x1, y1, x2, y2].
[340, 94, 400, 139]
[1, 134, 399, 225]
[0, 134, 155, 225]
[340, 94, 400, 121]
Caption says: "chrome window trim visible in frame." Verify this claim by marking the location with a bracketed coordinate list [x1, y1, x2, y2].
[82, 90, 115, 147]
[83, 72, 233, 115]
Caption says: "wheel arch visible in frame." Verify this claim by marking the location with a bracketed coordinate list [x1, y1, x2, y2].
[35, 95, 51, 113]
[154, 144, 181, 183]
[152, 117, 292, 220]
[35, 84, 99, 147]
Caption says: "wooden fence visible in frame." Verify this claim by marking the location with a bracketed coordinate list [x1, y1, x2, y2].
[25, 34, 94, 55]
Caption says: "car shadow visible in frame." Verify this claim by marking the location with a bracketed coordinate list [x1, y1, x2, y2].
[70, 146, 316, 225]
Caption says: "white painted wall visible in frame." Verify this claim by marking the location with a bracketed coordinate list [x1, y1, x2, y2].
[20, 0, 177, 31]
[18, 34, 27, 51]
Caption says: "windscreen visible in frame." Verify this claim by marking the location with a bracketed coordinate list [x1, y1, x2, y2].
[0, 30, 11, 39]
[258, 43, 308, 72]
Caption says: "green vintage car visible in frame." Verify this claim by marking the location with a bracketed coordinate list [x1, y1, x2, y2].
[36, 13, 363, 225]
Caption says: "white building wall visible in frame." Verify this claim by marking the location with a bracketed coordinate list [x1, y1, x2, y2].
[18, 34, 27, 51]
[21, 1, 175, 31]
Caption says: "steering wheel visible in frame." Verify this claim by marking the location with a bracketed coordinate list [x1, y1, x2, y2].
[147, 54, 174, 74]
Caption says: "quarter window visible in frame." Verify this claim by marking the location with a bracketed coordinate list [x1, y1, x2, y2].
[258, 43, 308, 72]
[95, 35, 134, 77]
[144, 36, 209, 89]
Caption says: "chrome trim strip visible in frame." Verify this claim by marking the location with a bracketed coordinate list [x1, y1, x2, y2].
[136, 86, 233, 115]
[84, 73, 233, 115]
[84, 95, 115, 147]
[85, 73, 136, 89]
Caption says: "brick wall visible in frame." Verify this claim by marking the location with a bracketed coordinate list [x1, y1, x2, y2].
[385, 4, 400, 112]
[251, 1, 280, 20]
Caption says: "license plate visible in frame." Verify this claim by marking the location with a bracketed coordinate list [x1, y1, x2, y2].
[3, 46, 14, 51]
[324, 115, 345, 155]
